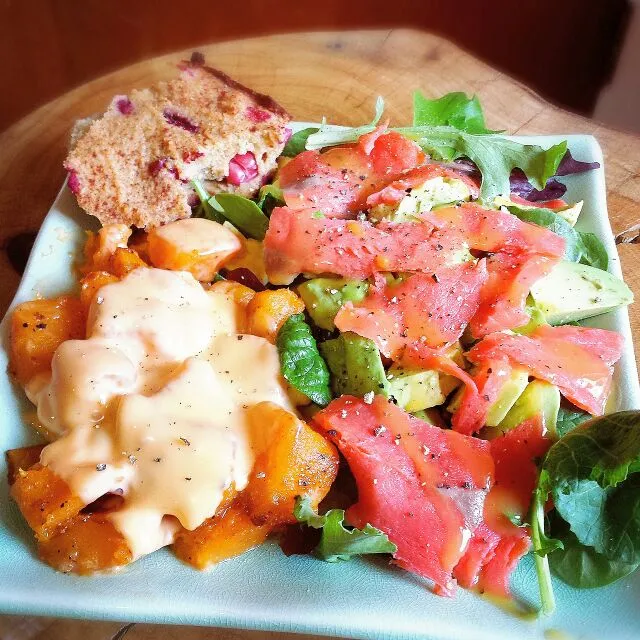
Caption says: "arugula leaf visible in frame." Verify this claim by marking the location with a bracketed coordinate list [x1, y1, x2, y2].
[305, 95, 567, 203]
[276, 314, 332, 406]
[507, 205, 609, 269]
[213, 193, 269, 240]
[320, 332, 390, 398]
[294, 496, 397, 562]
[555, 407, 592, 437]
[282, 127, 319, 157]
[413, 91, 498, 134]
[549, 517, 639, 589]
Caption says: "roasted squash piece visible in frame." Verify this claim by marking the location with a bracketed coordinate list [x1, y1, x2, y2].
[79, 270, 119, 310]
[5, 444, 45, 485]
[147, 218, 242, 282]
[245, 402, 339, 526]
[208, 280, 255, 332]
[108, 247, 147, 277]
[10, 464, 84, 541]
[80, 224, 131, 274]
[9, 296, 86, 384]
[245, 289, 305, 344]
[38, 514, 132, 574]
[173, 501, 270, 570]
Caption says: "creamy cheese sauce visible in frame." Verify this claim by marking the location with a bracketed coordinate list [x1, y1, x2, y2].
[27, 267, 293, 559]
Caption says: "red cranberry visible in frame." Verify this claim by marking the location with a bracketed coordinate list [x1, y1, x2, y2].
[67, 170, 80, 194]
[149, 158, 167, 176]
[246, 106, 271, 123]
[282, 127, 293, 144]
[227, 152, 258, 185]
[163, 109, 199, 133]
[222, 268, 265, 292]
[114, 96, 134, 115]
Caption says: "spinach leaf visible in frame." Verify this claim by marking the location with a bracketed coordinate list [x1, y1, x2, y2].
[320, 332, 390, 398]
[543, 411, 640, 564]
[276, 314, 332, 406]
[256, 183, 284, 213]
[192, 179, 225, 224]
[549, 518, 639, 589]
[507, 205, 609, 269]
[555, 407, 592, 437]
[294, 496, 397, 562]
[529, 472, 560, 616]
[507, 205, 582, 262]
[192, 180, 269, 239]
[213, 193, 269, 240]
[412, 91, 497, 134]
[282, 127, 319, 157]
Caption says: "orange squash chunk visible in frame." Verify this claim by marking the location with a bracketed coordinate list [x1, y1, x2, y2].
[80, 224, 132, 274]
[38, 514, 132, 574]
[245, 402, 339, 526]
[9, 296, 86, 384]
[147, 218, 241, 282]
[245, 289, 305, 344]
[173, 501, 270, 570]
[10, 463, 84, 541]
[5, 444, 45, 485]
[108, 247, 147, 277]
[79, 270, 119, 310]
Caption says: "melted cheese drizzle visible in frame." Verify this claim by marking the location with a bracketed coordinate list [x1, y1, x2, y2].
[26, 268, 293, 558]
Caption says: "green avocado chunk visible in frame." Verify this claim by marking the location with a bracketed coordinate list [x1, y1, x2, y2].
[448, 366, 529, 427]
[497, 380, 560, 436]
[530, 261, 633, 325]
[298, 278, 369, 330]
[369, 176, 471, 223]
[387, 365, 460, 413]
[320, 332, 389, 397]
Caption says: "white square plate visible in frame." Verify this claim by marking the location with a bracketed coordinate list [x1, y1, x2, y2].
[1, 130, 639, 640]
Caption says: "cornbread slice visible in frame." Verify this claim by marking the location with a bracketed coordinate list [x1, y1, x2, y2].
[65, 53, 291, 229]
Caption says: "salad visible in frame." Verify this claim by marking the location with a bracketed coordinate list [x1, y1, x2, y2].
[5, 61, 638, 619]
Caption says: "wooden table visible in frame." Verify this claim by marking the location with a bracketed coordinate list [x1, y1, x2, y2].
[1, 29, 639, 640]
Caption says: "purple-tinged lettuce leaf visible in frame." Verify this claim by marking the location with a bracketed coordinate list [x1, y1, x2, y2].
[555, 149, 600, 176]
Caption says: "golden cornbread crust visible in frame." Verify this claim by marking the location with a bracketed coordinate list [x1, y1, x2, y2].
[64, 55, 291, 229]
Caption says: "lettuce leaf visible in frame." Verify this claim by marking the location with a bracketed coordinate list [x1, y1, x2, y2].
[294, 496, 397, 562]
[276, 314, 332, 406]
[305, 95, 566, 204]
[413, 91, 498, 134]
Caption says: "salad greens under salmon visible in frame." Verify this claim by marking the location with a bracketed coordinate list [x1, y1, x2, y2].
[7, 79, 640, 619]
[193, 91, 638, 613]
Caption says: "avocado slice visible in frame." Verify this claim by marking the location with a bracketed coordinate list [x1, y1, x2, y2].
[448, 366, 529, 427]
[387, 365, 445, 413]
[412, 408, 447, 428]
[369, 176, 472, 223]
[320, 332, 389, 397]
[530, 261, 633, 325]
[298, 278, 369, 331]
[497, 380, 560, 436]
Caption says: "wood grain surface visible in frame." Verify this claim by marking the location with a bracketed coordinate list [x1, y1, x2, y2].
[1, 28, 639, 640]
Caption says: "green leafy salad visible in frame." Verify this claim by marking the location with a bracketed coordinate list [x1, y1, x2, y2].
[191, 90, 637, 616]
